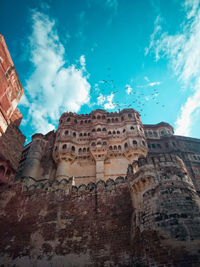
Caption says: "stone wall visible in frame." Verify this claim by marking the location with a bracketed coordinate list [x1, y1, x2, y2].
[0, 177, 132, 266]
[0, 123, 25, 172]
[128, 154, 200, 266]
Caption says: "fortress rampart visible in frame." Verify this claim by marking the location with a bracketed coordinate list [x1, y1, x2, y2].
[128, 154, 200, 266]
[1, 108, 200, 266]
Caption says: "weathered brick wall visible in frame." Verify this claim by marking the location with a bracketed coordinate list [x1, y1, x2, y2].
[0, 34, 23, 134]
[0, 177, 132, 266]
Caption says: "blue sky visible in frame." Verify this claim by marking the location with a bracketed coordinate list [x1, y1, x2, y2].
[1, 0, 200, 142]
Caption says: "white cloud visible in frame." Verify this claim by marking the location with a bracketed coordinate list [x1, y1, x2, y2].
[145, 15, 162, 56]
[97, 93, 116, 110]
[104, 93, 116, 109]
[22, 10, 90, 134]
[19, 94, 29, 107]
[136, 81, 161, 88]
[97, 93, 106, 105]
[126, 84, 132, 95]
[149, 82, 160, 86]
[175, 80, 200, 136]
[146, 0, 200, 136]
[80, 55, 86, 71]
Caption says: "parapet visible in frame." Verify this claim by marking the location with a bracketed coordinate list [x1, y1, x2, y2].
[22, 175, 127, 194]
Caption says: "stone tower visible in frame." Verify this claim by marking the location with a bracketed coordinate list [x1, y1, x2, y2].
[128, 154, 200, 265]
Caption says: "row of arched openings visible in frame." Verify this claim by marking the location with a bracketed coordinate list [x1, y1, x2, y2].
[60, 126, 134, 137]
[60, 113, 135, 125]
[78, 147, 90, 154]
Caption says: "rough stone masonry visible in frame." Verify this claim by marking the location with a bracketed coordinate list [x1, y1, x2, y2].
[0, 153, 200, 266]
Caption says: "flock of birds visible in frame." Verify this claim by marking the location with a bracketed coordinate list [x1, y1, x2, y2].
[89, 67, 166, 117]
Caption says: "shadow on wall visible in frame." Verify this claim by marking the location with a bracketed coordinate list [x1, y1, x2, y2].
[0, 121, 25, 185]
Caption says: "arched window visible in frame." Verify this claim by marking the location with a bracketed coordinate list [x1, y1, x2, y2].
[124, 143, 128, 149]
[55, 146, 58, 151]
[71, 146, 75, 152]
[109, 146, 112, 150]
[153, 131, 158, 137]
[123, 129, 126, 133]
[88, 120, 91, 123]
[121, 116, 124, 121]
[130, 126, 134, 130]
[73, 132, 76, 137]
[112, 118, 115, 123]
[92, 115, 96, 119]
[102, 115, 106, 119]
[115, 118, 118, 122]
[79, 133, 82, 137]
[128, 114, 132, 118]
[97, 115, 101, 119]
[91, 142, 95, 146]
[80, 120, 83, 124]
[117, 130, 120, 134]
[87, 147, 89, 152]
[97, 141, 101, 145]
[118, 145, 121, 150]
[83, 148, 86, 153]
[65, 130, 69, 135]
[84, 133, 87, 136]
[160, 130, 165, 135]
[103, 141, 107, 146]
[107, 119, 110, 123]
[108, 131, 111, 135]
[67, 117, 70, 122]
[62, 144, 67, 149]
[79, 148, 82, 154]
[97, 128, 101, 132]
[113, 130, 116, 134]
[88, 133, 90, 136]
[85, 120, 87, 123]
[102, 128, 106, 131]
[133, 140, 137, 145]
[92, 129, 96, 132]
[148, 131, 153, 136]
[74, 119, 77, 124]
[114, 145, 117, 150]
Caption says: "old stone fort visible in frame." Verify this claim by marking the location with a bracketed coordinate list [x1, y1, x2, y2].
[0, 34, 200, 266]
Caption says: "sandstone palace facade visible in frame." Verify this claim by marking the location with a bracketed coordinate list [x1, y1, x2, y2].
[18, 108, 200, 192]
[0, 35, 200, 267]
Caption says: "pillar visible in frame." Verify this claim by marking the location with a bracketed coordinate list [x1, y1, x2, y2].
[22, 138, 44, 180]
[56, 159, 70, 181]
[96, 159, 104, 182]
